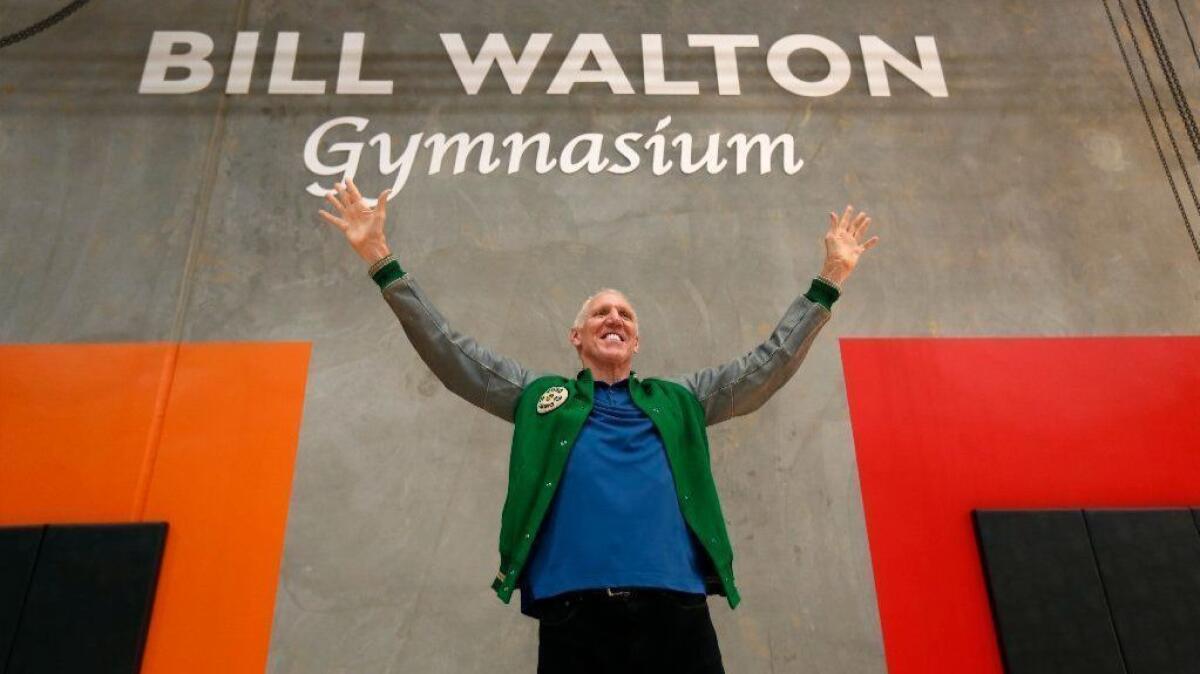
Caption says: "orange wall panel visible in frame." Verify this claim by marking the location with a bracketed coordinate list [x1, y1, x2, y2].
[0, 342, 311, 674]
[0, 343, 171, 524]
[139, 342, 310, 674]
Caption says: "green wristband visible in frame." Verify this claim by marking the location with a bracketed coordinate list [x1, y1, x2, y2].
[804, 277, 840, 311]
[371, 259, 406, 289]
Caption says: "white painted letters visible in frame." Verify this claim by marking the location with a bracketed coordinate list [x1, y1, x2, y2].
[337, 33, 392, 94]
[441, 33, 551, 94]
[139, 31, 214, 94]
[767, 35, 851, 97]
[547, 34, 635, 95]
[860, 35, 948, 97]
[142, 31, 948, 98]
[686, 34, 759, 95]
[269, 32, 325, 94]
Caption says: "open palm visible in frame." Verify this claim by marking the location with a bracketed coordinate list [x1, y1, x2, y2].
[825, 205, 879, 274]
[319, 178, 392, 263]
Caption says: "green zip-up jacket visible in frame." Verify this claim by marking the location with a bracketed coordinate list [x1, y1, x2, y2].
[372, 258, 837, 609]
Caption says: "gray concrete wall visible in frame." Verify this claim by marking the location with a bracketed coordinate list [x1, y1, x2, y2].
[2, 1, 1198, 672]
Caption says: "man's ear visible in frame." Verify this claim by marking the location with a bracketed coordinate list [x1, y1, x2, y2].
[632, 334, 639, 353]
[569, 327, 581, 348]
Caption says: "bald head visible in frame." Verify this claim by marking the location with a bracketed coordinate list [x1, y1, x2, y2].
[569, 288, 640, 381]
[573, 288, 636, 329]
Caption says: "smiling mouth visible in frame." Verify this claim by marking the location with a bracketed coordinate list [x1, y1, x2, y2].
[601, 332, 625, 343]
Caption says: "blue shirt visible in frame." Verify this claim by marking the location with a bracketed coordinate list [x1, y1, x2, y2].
[521, 377, 708, 603]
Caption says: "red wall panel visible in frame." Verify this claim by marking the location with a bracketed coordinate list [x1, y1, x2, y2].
[841, 336, 1200, 674]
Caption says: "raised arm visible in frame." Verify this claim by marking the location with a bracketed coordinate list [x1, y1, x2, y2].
[665, 281, 833, 425]
[320, 178, 539, 423]
[667, 205, 879, 426]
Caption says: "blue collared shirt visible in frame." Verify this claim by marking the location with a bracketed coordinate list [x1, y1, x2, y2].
[521, 377, 707, 604]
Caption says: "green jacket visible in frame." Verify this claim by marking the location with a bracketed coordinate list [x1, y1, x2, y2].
[372, 258, 837, 609]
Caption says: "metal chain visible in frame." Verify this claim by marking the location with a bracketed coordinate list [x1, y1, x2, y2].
[1136, 0, 1200, 168]
[0, 0, 92, 50]
[1174, 0, 1200, 75]
[1103, 0, 1200, 263]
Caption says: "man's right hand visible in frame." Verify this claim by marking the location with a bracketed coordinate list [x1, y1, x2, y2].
[319, 177, 393, 265]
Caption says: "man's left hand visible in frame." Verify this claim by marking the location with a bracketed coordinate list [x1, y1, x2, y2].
[821, 205, 880, 286]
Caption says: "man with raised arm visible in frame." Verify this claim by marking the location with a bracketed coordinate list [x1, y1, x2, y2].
[320, 178, 879, 674]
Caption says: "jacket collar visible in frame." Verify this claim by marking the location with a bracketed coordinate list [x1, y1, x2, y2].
[576, 368, 639, 401]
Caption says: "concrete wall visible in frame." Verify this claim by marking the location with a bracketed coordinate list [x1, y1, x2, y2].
[2, 0, 1197, 672]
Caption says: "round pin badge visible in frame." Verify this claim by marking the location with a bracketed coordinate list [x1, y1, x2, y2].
[536, 386, 569, 414]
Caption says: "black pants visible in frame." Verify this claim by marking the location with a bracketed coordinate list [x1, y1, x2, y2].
[534, 588, 725, 674]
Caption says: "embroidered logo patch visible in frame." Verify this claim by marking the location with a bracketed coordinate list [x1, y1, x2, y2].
[536, 386, 569, 414]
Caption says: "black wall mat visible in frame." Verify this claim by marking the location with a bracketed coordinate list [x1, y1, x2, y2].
[973, 510, 1125, 674]
[1085, 509, 1200, 674]
[4, 523, 167, 674]
[0, 527, 45, 673]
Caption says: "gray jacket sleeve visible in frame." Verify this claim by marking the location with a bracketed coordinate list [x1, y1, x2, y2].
[665, 292, 831, 426]
[381, 274, 541, 423]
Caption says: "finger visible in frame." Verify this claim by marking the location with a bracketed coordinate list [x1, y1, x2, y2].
[863, 236, 880, 250]
[377, 189, 390, 219]
[318, 209, 348, 232]
[325, 192, 347, 214]
[333, 181, 351, 210]
[856, 217, 872, 238]
[330, 185, 350, 212]
[829, 212, 838, 231]
[840, 204, 854, 231]
[851, 212, 869, 236]
[346, 177, 363, 203]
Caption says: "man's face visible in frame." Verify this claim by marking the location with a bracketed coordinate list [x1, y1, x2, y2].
[569, 291, 640, 370]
